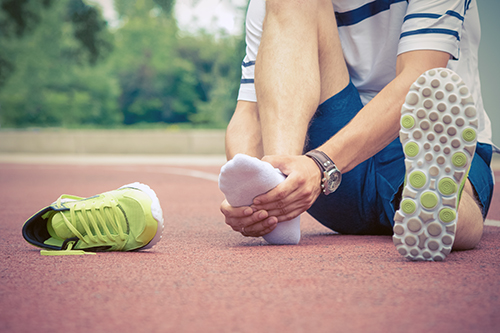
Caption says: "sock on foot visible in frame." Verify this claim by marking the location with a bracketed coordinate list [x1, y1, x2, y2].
[218, 154, 301, 245]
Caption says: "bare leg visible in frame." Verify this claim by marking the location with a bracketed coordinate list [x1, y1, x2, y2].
[255, 0, 349, 156]
[220, 0, 350, 244]
[454, 181, 483, 250]
[225, 101, 264, 159]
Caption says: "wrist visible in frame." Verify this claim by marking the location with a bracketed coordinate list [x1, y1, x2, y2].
[305, 150, 342, 195]
[305, 155, 323, 186]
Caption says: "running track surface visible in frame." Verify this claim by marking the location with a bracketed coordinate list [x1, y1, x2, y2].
[0, 159, 499, 332]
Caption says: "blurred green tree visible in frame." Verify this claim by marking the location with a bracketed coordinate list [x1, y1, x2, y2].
[0, 0, 120, 127]
[111, 0, 244, 126]
[0, 0, 245, 128]
[178, 32, 244, 126]
[110, 0, 195, 124]
[0, 0, 53, 88]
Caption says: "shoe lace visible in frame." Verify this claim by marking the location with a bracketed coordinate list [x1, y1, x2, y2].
[40, 240, 96, 256]
[54, 195, 127, 245]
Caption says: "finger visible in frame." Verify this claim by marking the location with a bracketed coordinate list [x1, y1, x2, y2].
[267, 206, 308, 222]
[226, 210, 270, 232]
[253, 186, 318, 222]
[252, 177, 298, 208]
[261, 155, 291, 174]
[258, 156, 300, 205]
[241, 216, 278, 237]
[254, 159, 316, 204]
[220, 200, 254, 218]
[253, 175, 317, 212]
[252, 187, 304, 212]
[244, 224, 278, 238]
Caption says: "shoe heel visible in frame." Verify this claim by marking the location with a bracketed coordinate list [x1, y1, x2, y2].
[120, 182, 164, 249]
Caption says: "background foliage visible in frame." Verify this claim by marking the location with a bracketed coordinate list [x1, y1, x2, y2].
[0, 0, 245, 128]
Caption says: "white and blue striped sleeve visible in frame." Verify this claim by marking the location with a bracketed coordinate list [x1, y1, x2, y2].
[237, 0, 266, 102]
[398, 0, 470, 60]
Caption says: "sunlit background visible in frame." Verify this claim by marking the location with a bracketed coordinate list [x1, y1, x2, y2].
[0, 0, 498, 145]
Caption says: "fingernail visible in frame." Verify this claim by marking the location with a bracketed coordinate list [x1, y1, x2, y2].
[244, 207, 253, 215]
[253, 199, 261, 205]
[258, 211, 267, 219]
[266, 218, 277, 226]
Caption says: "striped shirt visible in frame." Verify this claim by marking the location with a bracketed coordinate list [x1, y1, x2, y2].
[237, 0, 492, 145]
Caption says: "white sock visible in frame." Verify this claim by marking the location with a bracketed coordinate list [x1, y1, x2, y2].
[218, 153, 301, 245]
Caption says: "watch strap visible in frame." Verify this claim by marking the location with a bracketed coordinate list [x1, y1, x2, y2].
[305, 150, 335, 173]
[305, 149, 341, 195]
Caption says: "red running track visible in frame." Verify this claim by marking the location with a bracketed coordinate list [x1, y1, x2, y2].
[0, 162, 499, 333]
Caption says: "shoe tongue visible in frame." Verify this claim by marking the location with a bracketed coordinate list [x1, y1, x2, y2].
[50, 212, 74, 239]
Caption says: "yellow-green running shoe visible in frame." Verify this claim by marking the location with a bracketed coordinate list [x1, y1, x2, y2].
[393, 68, 478, 261]
[22, 182, 164, 253]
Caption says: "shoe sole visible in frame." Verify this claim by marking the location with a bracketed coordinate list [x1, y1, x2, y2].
[393, 68, 478, 261]
[120, 182, 164, 249]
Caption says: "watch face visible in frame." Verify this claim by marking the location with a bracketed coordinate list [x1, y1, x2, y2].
[324, 169, 341, 195]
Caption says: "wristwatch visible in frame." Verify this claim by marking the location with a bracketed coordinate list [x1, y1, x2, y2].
[305, 150, 342, 195]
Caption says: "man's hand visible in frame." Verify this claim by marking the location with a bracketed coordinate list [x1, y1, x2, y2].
[252, 155, 323, 222]
[220, 154, 322, 238]
[220, 199, 279, 237]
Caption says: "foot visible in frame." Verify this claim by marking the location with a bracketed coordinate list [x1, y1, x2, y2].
[393, 68, 478, 261]
[219, 154, 301, 245]
[22, 182, 164, 254]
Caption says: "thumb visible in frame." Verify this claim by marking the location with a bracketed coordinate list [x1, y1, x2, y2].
[261, 155, 293, 175]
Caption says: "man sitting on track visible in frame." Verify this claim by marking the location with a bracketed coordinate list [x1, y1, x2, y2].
[218, 0, 496, 260]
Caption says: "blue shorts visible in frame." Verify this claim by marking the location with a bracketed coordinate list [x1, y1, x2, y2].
[304, 81, 495, 235]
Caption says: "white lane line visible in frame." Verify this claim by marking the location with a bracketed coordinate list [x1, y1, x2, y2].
[114, 165, 220, 182]
[485, 219, 500, 227]
[0, 154, 227, 166]
[160, 166, 219, 182]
